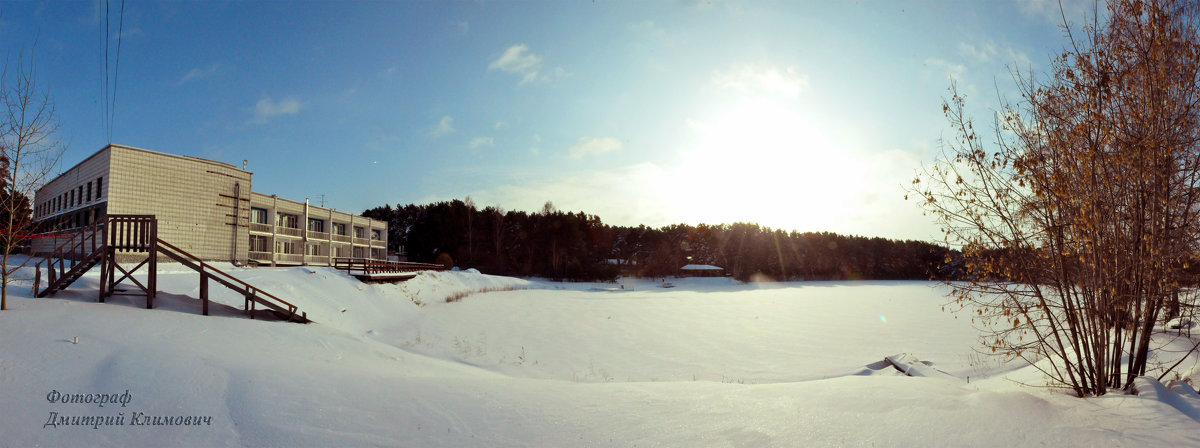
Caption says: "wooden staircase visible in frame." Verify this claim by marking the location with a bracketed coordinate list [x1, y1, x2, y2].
[35, 219, 106, 298]
[34, 215, 309, 323]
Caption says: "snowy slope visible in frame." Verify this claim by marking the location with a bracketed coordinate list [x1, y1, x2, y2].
[3, 265, 1200, 447]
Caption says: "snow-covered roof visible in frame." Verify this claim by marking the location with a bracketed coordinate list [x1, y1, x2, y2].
[680, 264, 723, 271]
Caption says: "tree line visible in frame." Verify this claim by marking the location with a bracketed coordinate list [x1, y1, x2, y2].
[363, 199, 955, 282]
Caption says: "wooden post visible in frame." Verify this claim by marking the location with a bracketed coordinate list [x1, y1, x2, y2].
[200, 272, 209, 316]
[32, 264, 40, 297]
[98, 249, 108, 302]
[147, 217, 157, 309]
[98, 220, 108, 302]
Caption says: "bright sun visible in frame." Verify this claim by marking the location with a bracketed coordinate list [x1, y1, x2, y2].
[656, 98, 864, 232]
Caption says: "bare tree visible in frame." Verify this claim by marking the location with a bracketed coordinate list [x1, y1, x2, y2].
[910, 0, 1200, 396]
[0, 44, 66, 310]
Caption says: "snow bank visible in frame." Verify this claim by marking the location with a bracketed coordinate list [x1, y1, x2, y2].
[885, 353, 959, 380]
[398, 269, 533, 306]
[1132, 376, 1200, 422]
[5, 267, 1200, 447]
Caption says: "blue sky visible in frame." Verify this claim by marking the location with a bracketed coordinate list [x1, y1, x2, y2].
[1, 0, 1085, 241]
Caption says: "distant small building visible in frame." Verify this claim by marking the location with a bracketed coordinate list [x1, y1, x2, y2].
[679, 264, 725, 277]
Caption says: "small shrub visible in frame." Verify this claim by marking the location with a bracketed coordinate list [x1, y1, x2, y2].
[441, 284, 527, 303]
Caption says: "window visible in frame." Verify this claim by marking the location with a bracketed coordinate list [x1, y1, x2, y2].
[307, 218, 325, 232]
[69, 190, 74, 208]
[332, 222, 346, 235]
[96, 177, 103, 199]
[277, 213, 298, 229]
[249, 235, 269, 252]
[371, 229, 381, 240]
[250, 207, 268, 224]
[276, 240, 297, 254]
[307, 243, 322, 256]
[86, 182, 92, 202]
[354, 226, 365, 238]
[77, 186, 83, 205]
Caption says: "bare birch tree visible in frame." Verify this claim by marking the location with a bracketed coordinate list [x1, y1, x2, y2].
[910, 0, 1200, 396]
[0, 45, 66, 310]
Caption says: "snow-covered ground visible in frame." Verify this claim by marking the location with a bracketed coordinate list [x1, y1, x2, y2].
[3, 262, 1200, 447]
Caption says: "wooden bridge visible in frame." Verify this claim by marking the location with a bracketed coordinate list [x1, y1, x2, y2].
[332, 257, 446, 280]
[34, 215, 309, 323]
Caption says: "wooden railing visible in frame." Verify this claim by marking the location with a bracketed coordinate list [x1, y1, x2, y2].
[34, 220, 107, 293]
[332, 257, 446, 277]
[156, 238, 307, 322]
[107, 215, 156, 251]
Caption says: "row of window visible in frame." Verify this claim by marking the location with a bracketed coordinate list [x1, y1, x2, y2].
[250, 207, 381, 239]
[32, 206, 106, 233]
[36, 177, 103, 219]
[249, 236, 367, 258]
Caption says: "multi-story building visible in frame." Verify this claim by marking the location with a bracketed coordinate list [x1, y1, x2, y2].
[31, 144, 387, 265]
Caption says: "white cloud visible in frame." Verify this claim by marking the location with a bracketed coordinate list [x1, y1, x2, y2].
[432, 115, 455, 137]
[711, 64, 809, 99]
[489, 44, 562, 84]
[959, 40, 1032, 69]
[469, 137, 494, 149]
[568, 137, 622, 158]
[629, 20, 659, 33]
[1016, 0, 1095, 24]
[251, 96, 304, 124]
[924, 58, 966, 81]
[178, 63, 221, 85]
[958, 41, 998, 62]
[493, 121, 507, 130]
[628, 20, 676, 46]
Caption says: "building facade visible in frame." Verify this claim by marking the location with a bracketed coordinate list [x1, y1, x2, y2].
[32, 144, 387, 266]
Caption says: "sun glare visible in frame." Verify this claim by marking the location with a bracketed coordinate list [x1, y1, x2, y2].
[657, 98, 862, 232]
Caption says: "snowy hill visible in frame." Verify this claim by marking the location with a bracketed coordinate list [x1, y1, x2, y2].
[3, 265, 1200, 447]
